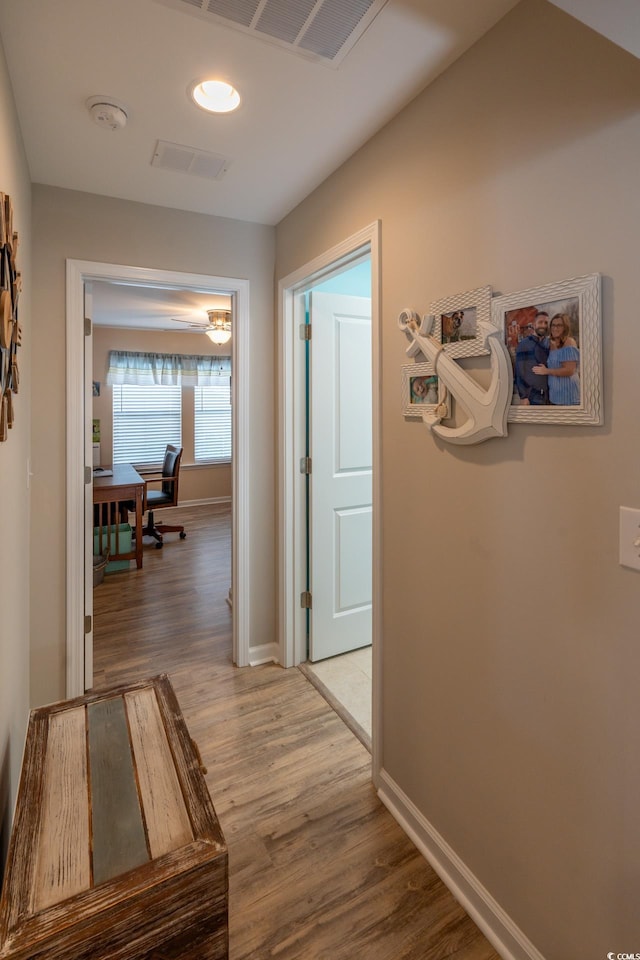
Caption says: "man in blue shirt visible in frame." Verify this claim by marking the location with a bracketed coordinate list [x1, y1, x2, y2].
[515, 311, 550, 405]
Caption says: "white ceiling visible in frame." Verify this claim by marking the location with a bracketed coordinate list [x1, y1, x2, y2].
[1, 0, 634, 326]
[0, 0, 522, 226]
[91, 281, 231, 333]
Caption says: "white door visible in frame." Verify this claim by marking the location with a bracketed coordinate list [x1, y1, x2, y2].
[309, 291, 372, 661]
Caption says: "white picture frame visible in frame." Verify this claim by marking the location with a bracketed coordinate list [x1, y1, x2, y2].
[494, 273, 602, 425]
[401, 362, 444, 418]
[427, 284, 493, 360]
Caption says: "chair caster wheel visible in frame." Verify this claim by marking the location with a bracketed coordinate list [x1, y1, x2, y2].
[180, 532, 187, 539]
[155, 541, 163, 549]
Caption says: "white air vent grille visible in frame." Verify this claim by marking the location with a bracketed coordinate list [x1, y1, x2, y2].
[155, 0, 389, 66]
[151, 140, 230, 180]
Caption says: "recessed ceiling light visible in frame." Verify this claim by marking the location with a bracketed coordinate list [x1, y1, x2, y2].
[190, 80, 241, 114]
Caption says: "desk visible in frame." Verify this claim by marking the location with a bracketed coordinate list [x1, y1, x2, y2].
[93, 463, 144, 570]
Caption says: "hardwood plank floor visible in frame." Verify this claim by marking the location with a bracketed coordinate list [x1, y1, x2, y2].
[93, 503, 500, 960]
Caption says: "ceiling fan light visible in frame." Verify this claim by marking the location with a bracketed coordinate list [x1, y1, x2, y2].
[206, 327, 232, 345]
[206, 309, 232, 344]
[191, 80, 241, 114]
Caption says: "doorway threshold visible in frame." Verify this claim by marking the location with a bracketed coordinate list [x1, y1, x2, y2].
[298, 647, 371, 753]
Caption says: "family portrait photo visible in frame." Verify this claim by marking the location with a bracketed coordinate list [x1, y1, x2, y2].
[504, 295, 581, 408]
[492, 274, 602, 426]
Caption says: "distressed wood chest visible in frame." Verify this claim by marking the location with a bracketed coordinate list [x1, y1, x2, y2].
[0, 675, 228, 960]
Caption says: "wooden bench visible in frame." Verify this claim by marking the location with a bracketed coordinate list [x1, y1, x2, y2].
[0, 675, 228, 959]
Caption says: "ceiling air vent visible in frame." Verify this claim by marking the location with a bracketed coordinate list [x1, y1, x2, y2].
[151, 140, 231, 180]
[154, 0, 390, 66]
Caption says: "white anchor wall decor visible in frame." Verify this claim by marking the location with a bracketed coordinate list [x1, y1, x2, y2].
[398, 302, 513, 444]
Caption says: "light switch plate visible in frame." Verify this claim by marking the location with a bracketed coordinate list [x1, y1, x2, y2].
[619, 506, 640, 571]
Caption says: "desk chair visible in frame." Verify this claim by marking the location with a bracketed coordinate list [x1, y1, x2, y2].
[140, 444, 187, 548]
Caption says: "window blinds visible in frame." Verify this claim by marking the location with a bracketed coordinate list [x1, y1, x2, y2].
[112, 384, 182, 466]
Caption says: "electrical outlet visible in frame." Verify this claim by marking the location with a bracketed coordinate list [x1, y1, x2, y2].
[619, 507, 640, 571]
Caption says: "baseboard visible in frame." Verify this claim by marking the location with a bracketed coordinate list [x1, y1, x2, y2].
[176, 496, 232, 507]
[377, 769, 546, 960]
[249, 642, 279, 666]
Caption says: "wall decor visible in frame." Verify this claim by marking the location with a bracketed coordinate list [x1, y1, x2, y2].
[0, 191, 21, 442]
[494, 273, 602, 425]
[399, 293, 512, 446]
[411, 285, 493, 361]
[401, 362, 446, 418]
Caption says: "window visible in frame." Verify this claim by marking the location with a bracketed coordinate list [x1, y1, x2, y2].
[194, 381, 232, 462]
[112, 384, 181, 465]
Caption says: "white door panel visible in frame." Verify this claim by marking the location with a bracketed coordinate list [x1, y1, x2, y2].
[309, 291, 372, 662]
[335, 505, 372, 610]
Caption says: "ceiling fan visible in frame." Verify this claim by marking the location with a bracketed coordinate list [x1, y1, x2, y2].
[171, 308, 232, 344]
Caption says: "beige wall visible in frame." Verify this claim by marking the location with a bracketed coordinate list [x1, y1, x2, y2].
[92, 326, 232, 503]
[0, 38, 31, 869]
[276, 2, 640, 958]
[31, 185, 276, 708]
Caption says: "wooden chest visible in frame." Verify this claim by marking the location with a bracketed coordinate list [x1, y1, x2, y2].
[0, 675, 228, 960]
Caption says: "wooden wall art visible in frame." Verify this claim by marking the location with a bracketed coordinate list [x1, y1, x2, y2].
[0, 191, 22, 442]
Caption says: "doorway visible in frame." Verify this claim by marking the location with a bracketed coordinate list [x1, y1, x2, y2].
[277, 222, 382, 777]
[306, 275, 372, 662]
[66, 260, 251, 697]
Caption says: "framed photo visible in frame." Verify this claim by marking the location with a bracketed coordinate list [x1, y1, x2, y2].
[428, 285, 493, 360]
[401, 363, 443, 418]
[493, 273, 602, 425]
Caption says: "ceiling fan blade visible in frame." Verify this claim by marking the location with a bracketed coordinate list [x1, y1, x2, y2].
[171, 316, 208, 327]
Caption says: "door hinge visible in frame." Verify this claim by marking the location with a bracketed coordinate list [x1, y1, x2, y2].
[300, 591, 312, 609]
[299, 324, 312, 341]
[299, 456, 312, 475]
[84, 614, 92, 634]
[85, 465, 92, 484]
[84, 316, 92, 337]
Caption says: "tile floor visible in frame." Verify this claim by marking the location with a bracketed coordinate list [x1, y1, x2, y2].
[301, 646, 372, 750]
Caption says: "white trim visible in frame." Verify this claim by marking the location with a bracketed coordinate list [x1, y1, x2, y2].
[66, 265, 88, 698]
[277, 222, 382, 782]
[377, 769, 547, 960]
[248, 642, 279, 666]
[66, 260, 251, 698]
[176, 496, 232, 507]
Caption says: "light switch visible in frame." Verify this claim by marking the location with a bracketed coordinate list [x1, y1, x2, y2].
[619, 507, 640, 571]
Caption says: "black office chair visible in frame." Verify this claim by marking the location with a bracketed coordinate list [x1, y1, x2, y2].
[140, 444, 187, 549]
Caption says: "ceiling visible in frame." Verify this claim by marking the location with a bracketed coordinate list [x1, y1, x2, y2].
[0, 0, 522, 227]
[1, 0, 634, 328]
[91, 281, 231, 333]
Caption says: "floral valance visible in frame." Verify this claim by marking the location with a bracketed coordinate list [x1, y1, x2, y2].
[106, 350, 231, 387]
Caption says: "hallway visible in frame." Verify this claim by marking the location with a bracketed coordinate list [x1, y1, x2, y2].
[93, 503, 499, 960]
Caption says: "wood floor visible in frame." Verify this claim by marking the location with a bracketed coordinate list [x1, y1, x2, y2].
[93, 503, 500, 960]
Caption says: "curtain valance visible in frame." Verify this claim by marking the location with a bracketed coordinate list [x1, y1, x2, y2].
[106, 350, 231, 386]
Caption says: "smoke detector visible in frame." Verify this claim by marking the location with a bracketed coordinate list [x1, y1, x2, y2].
[86, 96, 128, 131]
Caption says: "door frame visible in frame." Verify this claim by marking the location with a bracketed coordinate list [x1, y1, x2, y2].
[277, 222, 382, 780]
[66, 259, 251, 697]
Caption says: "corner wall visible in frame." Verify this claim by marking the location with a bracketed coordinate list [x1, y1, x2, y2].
[0, 37, 31, 871]
[31, 185, 276, 706]
[275, 2, 640, 957]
